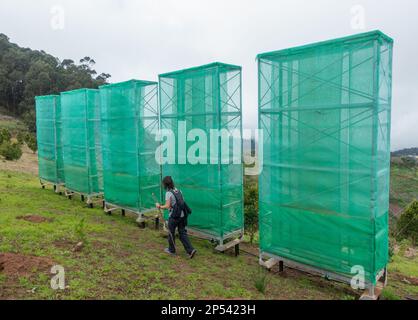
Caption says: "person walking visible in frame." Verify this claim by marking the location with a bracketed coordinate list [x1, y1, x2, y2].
[156, 176, 197, 259]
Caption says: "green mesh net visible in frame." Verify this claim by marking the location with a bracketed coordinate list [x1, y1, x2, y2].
[61, 89, 103, 196]
[100, 80, 160, 212]
[159, 63, 244, 239]
[35, 95, 64, 185]
[258, 31, 393, 284]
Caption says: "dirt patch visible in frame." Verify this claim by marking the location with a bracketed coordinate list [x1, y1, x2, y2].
[0, 253, 54, 277]
[16, 215, 53, 223]
[53, 239, 77, 250]
[391, 273, 418, 286]
[240, 242, 260, 257]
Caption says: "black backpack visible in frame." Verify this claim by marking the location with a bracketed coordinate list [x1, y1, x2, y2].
[170, 190, 192, 219]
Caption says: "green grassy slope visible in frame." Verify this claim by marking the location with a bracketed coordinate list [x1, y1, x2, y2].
[0, 170, 355, 300]
[1, 160, 417, 300]
[390, 162, 418, 209]
[383, 241, 418, 300]
[0, 115, 27, 135]
[385, 162, 418, 300]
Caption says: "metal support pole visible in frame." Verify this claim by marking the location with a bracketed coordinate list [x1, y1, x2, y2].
[234, 244, 240, 257]
[279, 261, 284, 273]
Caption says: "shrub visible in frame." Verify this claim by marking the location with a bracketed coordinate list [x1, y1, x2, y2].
[388, 238, 396, 260]
[74, 217, 87, 244]
[254, 269, 268, 294]
[0, 128, 12, 144]
[16, 131, 25, 145]
[244, 182, 259, 244]
[396, 200, 418, 246]
[401, 156, 417, 168]
[22, 110, 36, 133]
[25, 133, 38, 153]
[0, 141, 23, 161]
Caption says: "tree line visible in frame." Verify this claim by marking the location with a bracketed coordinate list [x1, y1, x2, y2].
[0, 33, 111, 132]
[392, 148, 418, 157]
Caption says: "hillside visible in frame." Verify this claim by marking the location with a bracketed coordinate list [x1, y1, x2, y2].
[390, 161, 418, 218]
[0, 170, 358, 300]
[0, 33, 110, 131]
[0, 158, 417, 300]
[0, 114, 416, 300]
[392, 148, 418, 157]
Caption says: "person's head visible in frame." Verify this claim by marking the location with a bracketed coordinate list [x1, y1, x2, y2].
[162, 176, 175, 190]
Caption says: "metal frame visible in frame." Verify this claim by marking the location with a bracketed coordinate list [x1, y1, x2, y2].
[100, 80, 160, 226]
[61, 89, 103, 205]
[163, 224, 244, 255]
[103, 201, 160, 227]
[259, 251, 387, 299]
[36, 95, 64, 191]
[257, 32, 392, 300]
[39, 178, 64, 194]
[64, 188, 103, 208]
[159, 63, 244, 256]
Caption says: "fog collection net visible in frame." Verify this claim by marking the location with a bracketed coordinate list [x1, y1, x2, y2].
[159, 63, 244, 239]
[35, 95, 64, 185]
[60, 89, 103, 196]
[258, 31, 393, 284]
[100, 80, 160, 212]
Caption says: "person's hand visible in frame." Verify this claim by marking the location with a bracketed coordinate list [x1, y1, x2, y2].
[156, 203, 161, 209]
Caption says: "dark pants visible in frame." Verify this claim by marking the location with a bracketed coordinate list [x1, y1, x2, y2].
[168, 217, 194, 254]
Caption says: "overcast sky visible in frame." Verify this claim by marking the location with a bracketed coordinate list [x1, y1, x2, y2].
[0, 0, 416, 150]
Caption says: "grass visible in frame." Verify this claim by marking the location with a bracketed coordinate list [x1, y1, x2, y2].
[254, 268, 268, 294]
[0, 117, 27, 136]
[1, 161, 417, 300]
[381, 287, 401, 300]
[74, 217, 87, 244]
[390, 162, 418, 209]
[0, 170, 355, 300]
[383, 240, 418, 300]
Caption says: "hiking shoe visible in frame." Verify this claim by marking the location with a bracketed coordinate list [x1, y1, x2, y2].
[164, 248, 175, 255]
[189, 249, 197, 259]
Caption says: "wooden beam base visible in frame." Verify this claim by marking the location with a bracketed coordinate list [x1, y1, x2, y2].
[360, 283, 384, 301]
[215, 238, 242, 253]
[259, 257, 279, 270]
